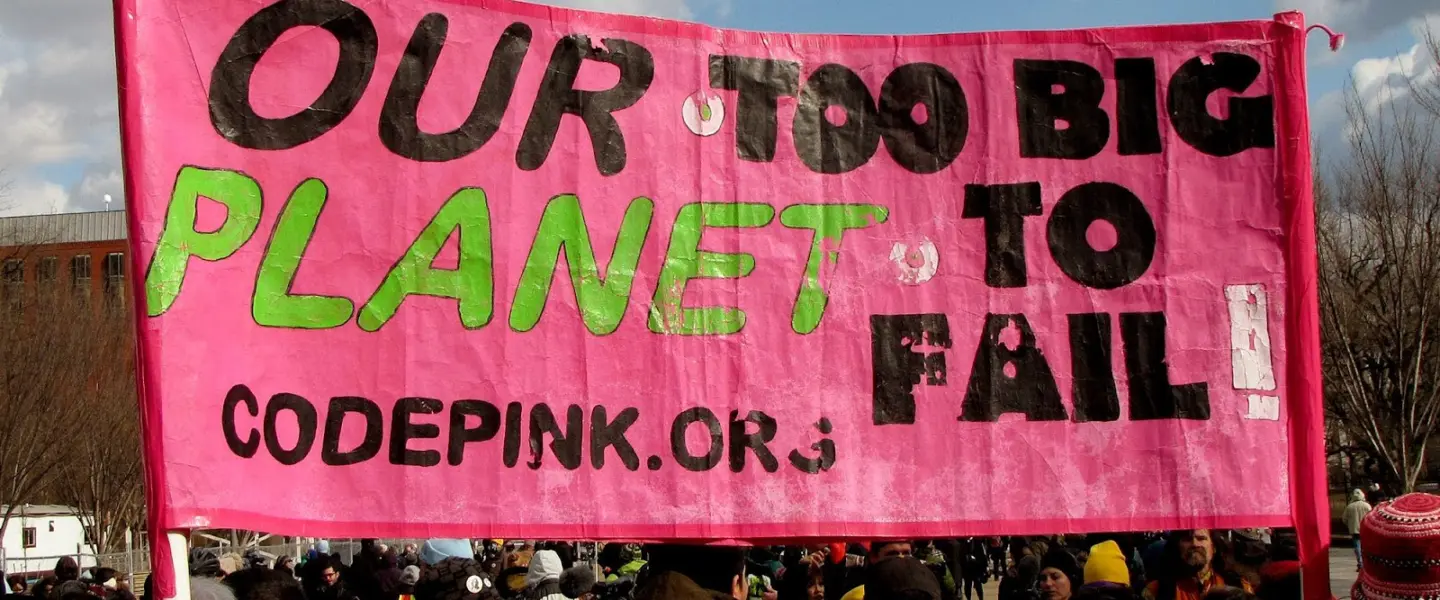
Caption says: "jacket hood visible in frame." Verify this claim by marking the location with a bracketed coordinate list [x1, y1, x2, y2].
[526, 551, 564, 587]
[635, 571, 732, 600]
[1352, 489, 1367, 502]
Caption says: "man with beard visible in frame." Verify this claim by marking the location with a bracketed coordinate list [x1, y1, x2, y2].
[1140, 531, 1250, 600]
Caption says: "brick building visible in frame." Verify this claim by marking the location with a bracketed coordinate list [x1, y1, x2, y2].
[0, 210, 129, 308]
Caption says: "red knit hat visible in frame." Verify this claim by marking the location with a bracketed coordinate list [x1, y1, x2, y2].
[1354, 493, 1440, 600]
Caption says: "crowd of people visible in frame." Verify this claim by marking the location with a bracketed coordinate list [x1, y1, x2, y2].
[13, 491, 1440, 600]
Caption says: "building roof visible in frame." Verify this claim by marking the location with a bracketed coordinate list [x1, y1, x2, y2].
[0, 210, 127, 247]
[0, 505, 89, 517]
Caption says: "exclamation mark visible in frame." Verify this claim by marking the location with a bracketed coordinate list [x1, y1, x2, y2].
[1225, 284, 1279, 420]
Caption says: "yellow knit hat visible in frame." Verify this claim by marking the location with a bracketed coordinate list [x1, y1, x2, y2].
[1083, 541, 1129, 586]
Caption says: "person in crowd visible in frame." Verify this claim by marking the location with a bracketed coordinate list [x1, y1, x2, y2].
[7, 575, 25, 594]
[32, 576, 59, 600]
[915, 542, 956, 600]
[274, 557, 296, 578]
[413, 558, 495, 600]
[193, 577, 237, 600]
[1344, 489, 1374, 570]
[523, 550, 565, 600]
[1222, 531, 1268, 592]
[998, 545, 1040, 600]
[835, 541, 917, 600]
[558, 566, 597, 600]
[613, 547, 644, 583]
[51, 579, 93, 600]
[960, 538, 990, 600]
[373, 551, 405, 600]
[865, 557, 941, 600]
[635, 545, 747, 600]
[401, 547, 422, 570]
[1038, 550, 1080, 600]
[400, 567, 421, 599]
[224, 567, 306, 600]
[54, 559, 81, 584]
[1142, 531, 1250, 600]
[313, 557, 359, 600]
[990, 539, 1008, 580]
[1076, 541, 1133, 600]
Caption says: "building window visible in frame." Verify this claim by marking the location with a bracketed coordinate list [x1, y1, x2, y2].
[71, 254, 91, 297]
[22, 527, 36, 549]
[3, 259, 23, 310]
[38, 256, 58, 288]
[103, 253, 125, 302]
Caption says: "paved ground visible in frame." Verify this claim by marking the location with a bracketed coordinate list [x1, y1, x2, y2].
[957, 546, 1359, 600]
[1332, 545, 1359, 599]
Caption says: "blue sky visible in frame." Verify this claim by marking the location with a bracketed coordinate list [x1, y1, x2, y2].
[0, 0, 1433, 215]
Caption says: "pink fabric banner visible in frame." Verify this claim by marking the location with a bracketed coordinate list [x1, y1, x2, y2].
[113, 0, 1325, 568]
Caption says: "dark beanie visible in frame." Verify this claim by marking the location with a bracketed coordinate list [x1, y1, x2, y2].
[1041, 550, 1082, 588]
[867, 557, 941, 600]
[559, 566, 597, 598]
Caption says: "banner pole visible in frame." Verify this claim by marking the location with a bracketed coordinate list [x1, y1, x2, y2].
[166, 532, 192, 600]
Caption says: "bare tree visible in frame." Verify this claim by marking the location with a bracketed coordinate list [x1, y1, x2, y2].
[1319, 80, 1440, 492]
[52, 304, 144, 555]
[1413, 24, 1440, 119]
[0, 283, 105, 541]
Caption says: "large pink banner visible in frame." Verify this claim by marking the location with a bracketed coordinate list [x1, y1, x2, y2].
[114, 0, 1324, 552]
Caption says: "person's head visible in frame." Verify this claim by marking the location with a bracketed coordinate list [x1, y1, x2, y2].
[223, 567, 306, 600]
[7, 575, 25, 593]
[1353, 489, 1367, 502]
[321, 558, 343, 588]
[91, 569, 118, 591]
[806, 560, 825, 600]
[646, 545, 747, 600]
[558, 566, 596, 600]
[1039, 550, 1081, 600]
[1172, 530, 1216, 576]
[54, 558, 81, 583]
[191, 578, 237, 600]
[525, 550, 563, 587]
[1082, 541, 1129, 588]
[33, 576, 58, 597]
[866, 557, 940, 600]
[869, 542, 914, 562]
[273, 557, 295, 575]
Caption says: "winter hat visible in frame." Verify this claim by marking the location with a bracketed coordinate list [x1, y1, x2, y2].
[866, 557, 941, 600]
[1354, 493, 1440, 600]
[1083, 541, 1129, 586]
[189, 549, 223, 579]
[422, 540, 474, 566]
[559, 566, 597, 598]
[415, 558, 494, 600]
[314, 541, 331, 555]
[1041, 549, 1082, 589]
[401, 566, 422, 586]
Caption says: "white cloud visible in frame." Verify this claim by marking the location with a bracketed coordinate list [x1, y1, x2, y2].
[1350, 40, 1438, 116]
[0, 0, 726, 217]
[0, 178, 70, 217]
[0, 0, 120, 216]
